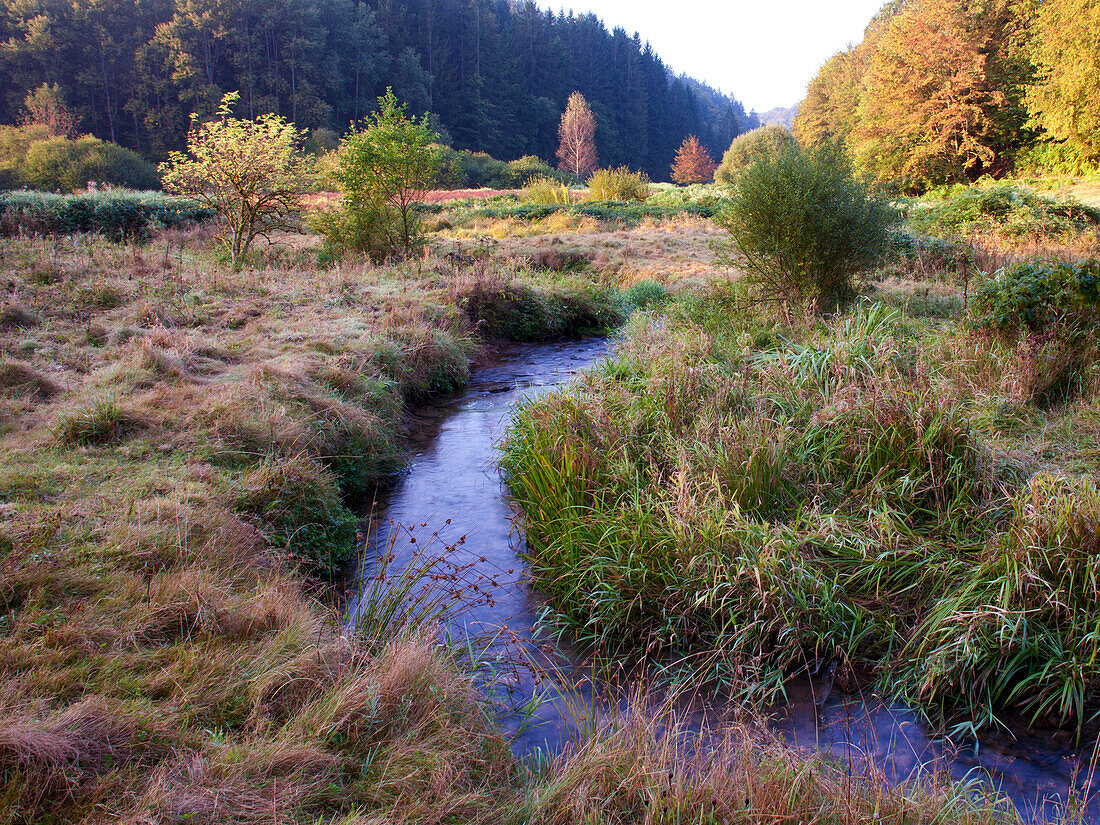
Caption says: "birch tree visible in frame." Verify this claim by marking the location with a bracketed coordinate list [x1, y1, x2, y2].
[556, 91, 597, 180]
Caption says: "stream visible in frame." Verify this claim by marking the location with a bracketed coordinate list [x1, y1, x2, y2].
[345, 337, 1099, 823]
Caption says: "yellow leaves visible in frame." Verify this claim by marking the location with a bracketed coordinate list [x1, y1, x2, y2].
[158, 92, 312, 266]
[853, 0, 1020, 187]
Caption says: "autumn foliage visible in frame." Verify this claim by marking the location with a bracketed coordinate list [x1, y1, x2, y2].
[670, 135, 717, 184]
[794, 0, 1091, 188]
[556, 92, 598, 180]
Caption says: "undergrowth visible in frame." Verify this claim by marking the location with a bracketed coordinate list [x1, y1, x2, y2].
[504, 283, 1100, 736]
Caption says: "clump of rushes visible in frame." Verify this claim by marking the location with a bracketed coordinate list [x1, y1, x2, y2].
[896, 474, 1100, 736]
[504, 291, 1100, 732]
[236, 454, 358, 570]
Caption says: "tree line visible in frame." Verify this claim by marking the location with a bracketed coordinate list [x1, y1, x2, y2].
[0, 0, 757, 180]
[794, 0, 1100, 190]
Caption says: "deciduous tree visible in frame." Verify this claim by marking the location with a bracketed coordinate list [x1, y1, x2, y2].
[854, 0, 1027, 187]
[160, 91, 312, 267]
[22, 83, 78, 138]
[556, 91, 597, 180]
[322, 88, 442, 261]
[1026, 0, 1100, 165]
[670, 135, 716, 184]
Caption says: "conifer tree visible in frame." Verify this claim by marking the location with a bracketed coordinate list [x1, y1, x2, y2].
[671, 135, 717, 184]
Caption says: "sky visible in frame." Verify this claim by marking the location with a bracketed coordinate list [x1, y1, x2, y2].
[536, 0, 887, 113]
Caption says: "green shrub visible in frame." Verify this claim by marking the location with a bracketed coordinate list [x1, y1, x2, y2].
[318, 90, 441, 262]
[505, 155, 567, 187]
[236, 454, 358, 572]
[908, 184, 1100, 240]
[22, 136, 159, 192]
[0, 190, 214, 241]
[971, 258, 1100, 335]
[438, 149, 568, 189]
[521, 174, 572, 205]
[970, 258, 1100, 403]
[715, 140, 897, 312]
[0, 126, 159, 192]
[714, 126, 798, 185]
[587, 167, 650, 202]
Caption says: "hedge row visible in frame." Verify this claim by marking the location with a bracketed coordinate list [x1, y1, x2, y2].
[0, 190, 215, 241]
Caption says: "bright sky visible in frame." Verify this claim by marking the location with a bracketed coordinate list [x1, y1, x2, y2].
[537, 0, 887, 113]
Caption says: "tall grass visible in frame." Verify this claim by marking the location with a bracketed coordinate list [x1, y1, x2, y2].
[504, 291, 1100, 732]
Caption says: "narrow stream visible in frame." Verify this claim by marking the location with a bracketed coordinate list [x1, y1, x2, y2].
[346, 337, 1099, 823]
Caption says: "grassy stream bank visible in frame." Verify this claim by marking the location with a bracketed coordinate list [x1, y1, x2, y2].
[0, 224, 1052, 823]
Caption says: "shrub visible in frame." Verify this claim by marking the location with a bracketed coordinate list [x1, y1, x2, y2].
[318, 89, 441, 262]
[714, 125, 798, 185]
[521, 174, 572, 205]
[970, 258, 1100, 403]
[505, 155, 566, 187]
[0, 125, 159, 192]
[236, 454, 358, 572]
[21, 136, 159, 192]
[908, 184, 1100, 241]
[715, 141, 896, 312]
[587, 166, 650, 202]
[0, 190, 214, 241]
[972, 259, 1100, 335]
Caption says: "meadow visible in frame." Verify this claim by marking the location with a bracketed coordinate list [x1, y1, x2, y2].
[0, 178, 1096, 823]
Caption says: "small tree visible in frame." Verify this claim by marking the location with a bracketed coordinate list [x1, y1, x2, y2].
[22, 84, 78, 138]
[556, 92, 598, 180]
[715, 141, 896, 313]
[671, 135, 717, 184]
[160, 92, 311, 268]
[323, 89, 441, 261]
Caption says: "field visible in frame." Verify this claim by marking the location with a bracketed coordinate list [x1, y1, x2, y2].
[1, 179, 1097, 822]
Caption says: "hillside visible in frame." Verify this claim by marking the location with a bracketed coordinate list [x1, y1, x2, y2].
[758, 105, 798, 129]
[0, 0, 755, 180]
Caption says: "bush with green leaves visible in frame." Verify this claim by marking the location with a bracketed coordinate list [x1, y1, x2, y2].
[0, 190, 214, 240]
[971, 258, 1100, 335]
[319, 90, 442, 262]
[587, 167, 650, 202]
[714, 125, 798, 185]
[715, 141, 896, 312]
[0, 125, 159, 192]
[909, 184, 1100, 241]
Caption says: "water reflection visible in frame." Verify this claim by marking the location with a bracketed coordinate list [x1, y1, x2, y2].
[346, 336, 1099, 823]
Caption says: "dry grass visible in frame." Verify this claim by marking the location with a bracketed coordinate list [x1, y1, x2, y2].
[527, 696, 1014, 825]
[441, 215, 729, 287]
[0, 212, 1073, 824]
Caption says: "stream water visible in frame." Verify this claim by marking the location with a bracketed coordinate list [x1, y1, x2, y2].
[345, 337, 1099, 823]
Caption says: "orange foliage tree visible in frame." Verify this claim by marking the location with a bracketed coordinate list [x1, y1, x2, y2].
[556, 91, 598, 179]
[670, 135, 717, 184]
